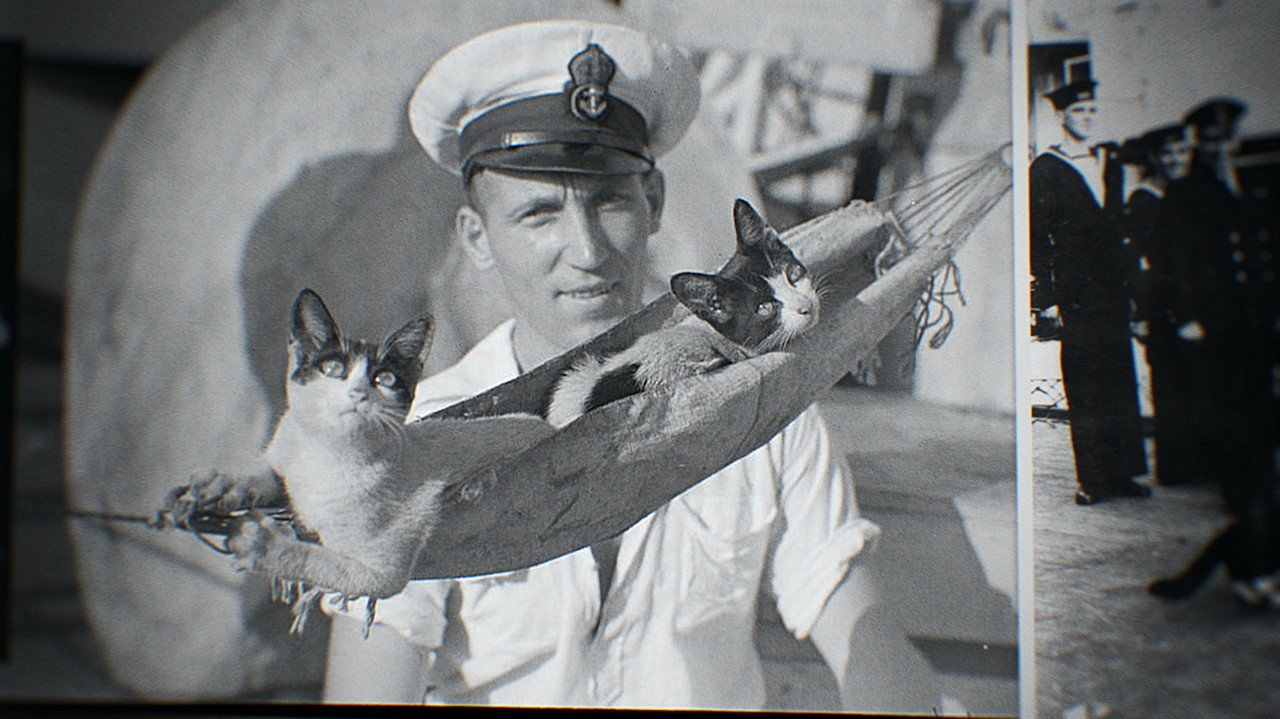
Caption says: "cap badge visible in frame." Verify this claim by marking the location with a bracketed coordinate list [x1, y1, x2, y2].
[566, 43, 616, 123]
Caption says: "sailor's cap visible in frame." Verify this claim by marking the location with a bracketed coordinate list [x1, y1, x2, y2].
[1118, 123, 1192, 166]
[1140, 123, 1193, 151]
[1045, 79, 1097, 111]
[409, 20, 700, 177]
[1184, 98, 1247, 142]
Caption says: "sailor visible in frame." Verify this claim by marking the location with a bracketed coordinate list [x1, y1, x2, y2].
[320, 20, 935, 712]
[1120, 123, 1201, 486]
[1160, 98, 1277, 504]
[1030, 77, 1150, 505]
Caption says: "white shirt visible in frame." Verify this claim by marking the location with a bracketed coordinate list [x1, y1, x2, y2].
[326, 319, 879, 708]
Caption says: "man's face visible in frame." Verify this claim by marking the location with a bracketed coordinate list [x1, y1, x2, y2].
[1060, 100, 1098, 141]
[464, 169, 662, 353]
[1196, 128, 1241, 165]
[1156, 138, 1194, 181]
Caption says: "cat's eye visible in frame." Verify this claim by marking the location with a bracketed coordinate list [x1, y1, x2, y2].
[320, 358, 345, 377]
[373, 370, 398, 389]
[756, 301, 778, 317]
[786, 264, 807, 284]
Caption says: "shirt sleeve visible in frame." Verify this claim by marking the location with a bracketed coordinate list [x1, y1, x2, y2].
[767, 406, 881, 640]
[321, 579, 453, 651]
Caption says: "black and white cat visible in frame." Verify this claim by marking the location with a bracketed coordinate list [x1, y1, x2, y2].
[166, 289, 554, 631]
[546, 199, 819, 427]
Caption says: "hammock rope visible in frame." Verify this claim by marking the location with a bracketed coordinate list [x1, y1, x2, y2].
[871, 146, 1011, 352]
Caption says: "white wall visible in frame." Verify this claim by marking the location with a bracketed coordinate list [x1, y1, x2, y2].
[1030, 0, 1280, 143]
[914, 0, 1017, 416]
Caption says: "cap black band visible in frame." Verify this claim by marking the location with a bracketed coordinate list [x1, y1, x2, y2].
[1046, 80, 1097, 111]
[460, 93, 652, 177]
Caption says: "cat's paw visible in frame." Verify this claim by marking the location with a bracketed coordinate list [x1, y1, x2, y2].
[227, 510, 295, 575]
[160, 469, 282, 528]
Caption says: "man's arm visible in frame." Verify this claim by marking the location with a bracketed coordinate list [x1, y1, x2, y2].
[767, 409, 939, 713]
[1028, 157, 1058, 315]
[323, 615, 432, 703]
[808, 562, 940, 714]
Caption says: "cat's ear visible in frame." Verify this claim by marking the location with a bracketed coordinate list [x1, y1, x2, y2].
[733, 198, 805, 277]
[733, 199, 772, 251]
[291, 289, 341, 357]
[383, 315, 434, 374]
[671, 272, 733, 325]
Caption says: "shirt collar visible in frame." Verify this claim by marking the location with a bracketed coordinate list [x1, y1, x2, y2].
[407, 319, 521, 421]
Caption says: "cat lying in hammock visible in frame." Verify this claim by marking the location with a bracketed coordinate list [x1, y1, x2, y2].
[163, 288, 555, 632]
[546, 199, 820, 427]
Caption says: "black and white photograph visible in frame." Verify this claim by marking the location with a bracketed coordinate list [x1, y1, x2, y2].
[1028, 1, 1279, 717]
[2, 1, 1018, 715]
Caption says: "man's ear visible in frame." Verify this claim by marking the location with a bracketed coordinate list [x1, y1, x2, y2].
[456, 205, 495, 270]
[642, 169, 666, 236]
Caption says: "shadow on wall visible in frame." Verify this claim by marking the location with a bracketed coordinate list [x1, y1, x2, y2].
[240, 127, 493, 418]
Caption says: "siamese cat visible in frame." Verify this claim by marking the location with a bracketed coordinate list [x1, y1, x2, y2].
[546, 199, 820, 427]
[165, 289, 555, 632]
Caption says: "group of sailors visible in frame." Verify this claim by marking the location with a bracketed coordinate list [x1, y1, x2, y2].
[1031, 79, 1278, 515]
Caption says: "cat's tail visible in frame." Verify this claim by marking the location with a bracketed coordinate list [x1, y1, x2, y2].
[546, 354, 608, 428]
[546, 354, 646, 429]
[1148, 527, 1231, 599]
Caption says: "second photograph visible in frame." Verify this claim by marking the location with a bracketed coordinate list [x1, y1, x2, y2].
[1027, 1, 1279, 717]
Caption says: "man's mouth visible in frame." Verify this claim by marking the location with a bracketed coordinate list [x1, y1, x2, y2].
[558, 282, 617, 300]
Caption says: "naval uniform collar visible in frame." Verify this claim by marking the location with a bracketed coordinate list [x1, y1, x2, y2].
[1048, 144, 1098, 161]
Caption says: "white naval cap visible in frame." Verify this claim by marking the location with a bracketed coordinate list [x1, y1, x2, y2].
[409, 20, 700, 177]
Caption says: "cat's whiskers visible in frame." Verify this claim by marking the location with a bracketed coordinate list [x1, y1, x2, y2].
[812, 270, 835, 303]
[367, 408, 408, 457]
[758, 317, 801, 353]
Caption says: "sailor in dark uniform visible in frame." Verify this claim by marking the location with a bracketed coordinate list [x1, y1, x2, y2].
[1030, 79, 1151, 505]
[1160, 99, 1278, 517]
[1121, 124, 1200, 486]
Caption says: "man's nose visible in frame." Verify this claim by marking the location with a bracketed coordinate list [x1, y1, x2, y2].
[561, 202, 609, 269]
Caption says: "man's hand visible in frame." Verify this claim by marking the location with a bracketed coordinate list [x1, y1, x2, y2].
[1131, 320, 1149, 340]
[1038, 304, 1062, 329]
[1177, 321, 1205, 342]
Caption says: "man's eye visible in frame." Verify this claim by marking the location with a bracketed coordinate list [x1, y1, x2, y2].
[596, 194, 631, 211]
[516, 204, 560, 225]
[320, 358, 345, 377]
[373, 370, 398, 389]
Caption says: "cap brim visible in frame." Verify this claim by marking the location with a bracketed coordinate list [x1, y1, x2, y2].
[466, 143, 654, 177]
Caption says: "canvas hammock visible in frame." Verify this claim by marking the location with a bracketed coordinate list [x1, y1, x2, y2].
[398, 146, 1012, 579]
[88, 146, 1010, 586]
